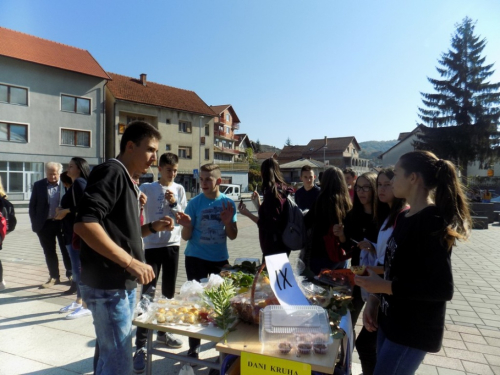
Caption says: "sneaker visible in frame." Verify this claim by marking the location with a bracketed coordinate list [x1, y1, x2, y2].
[0, 280, 6, 291]
[66, 307, 91, 319]
[156, 332, 183, 348]
[41, 277, 60, 288]
[133, 347, 147, 374]
[59, 302, 82, 313]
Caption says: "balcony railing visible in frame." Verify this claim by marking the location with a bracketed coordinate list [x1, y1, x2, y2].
[216, 162, 250, 172]
[214, 146, 240, 155]
[214, 129, 235, 140]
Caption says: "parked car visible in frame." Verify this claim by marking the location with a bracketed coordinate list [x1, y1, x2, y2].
[219, 184, 241, 201]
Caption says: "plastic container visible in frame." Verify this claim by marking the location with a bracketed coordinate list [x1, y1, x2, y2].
[259, 305, 333, 354]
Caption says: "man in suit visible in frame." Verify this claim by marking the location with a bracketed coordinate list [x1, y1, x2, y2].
[29, 162, 72, 288]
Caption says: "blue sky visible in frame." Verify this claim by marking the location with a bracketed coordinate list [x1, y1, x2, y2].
[1, 0, 499, 148]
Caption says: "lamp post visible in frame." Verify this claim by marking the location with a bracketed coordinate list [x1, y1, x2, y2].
[197, 116, 204, 194]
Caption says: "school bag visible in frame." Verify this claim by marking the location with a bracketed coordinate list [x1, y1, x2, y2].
[0, 197, 16, 233]
[282, 195, 307, 250]
[0, 213, 6, 246]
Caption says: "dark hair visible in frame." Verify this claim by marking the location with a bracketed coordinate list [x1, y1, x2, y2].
[119, 121, 161, 154]
[375, 167, 406, 230]
[301, 165, 314, 175]
[318, 171, 324, 184]
[159, 152, 179, 166]
[60, 171, 72, 186]
[313, 167, 352, 226]
[71, 157, 90, 180]
[201, 163, 221, 178]
[261, 158, 287, 199]
[352, 172, 377, 216]
[399, 151, 471, 249]
[343, 168, 357, 178]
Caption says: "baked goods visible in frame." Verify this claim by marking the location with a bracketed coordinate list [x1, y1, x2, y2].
[351, 265, 367, 275]
[278, 342, 292, 354]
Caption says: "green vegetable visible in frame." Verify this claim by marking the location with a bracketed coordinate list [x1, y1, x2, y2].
[204, 279, 237, 344]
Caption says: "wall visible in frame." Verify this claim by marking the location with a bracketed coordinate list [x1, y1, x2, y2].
[380, 135, 417, 167]
[220, 171, 248, 192]
[0, 55, 106, 166]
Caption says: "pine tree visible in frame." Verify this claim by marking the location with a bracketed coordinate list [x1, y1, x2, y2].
[285, 137, 292, 146]
[415, 17, 500, 173]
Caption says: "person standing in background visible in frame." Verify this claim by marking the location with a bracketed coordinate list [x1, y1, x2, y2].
[294, 165, 320, 212]
[343, 167, 357, 202]
[0, 176, 17, 291]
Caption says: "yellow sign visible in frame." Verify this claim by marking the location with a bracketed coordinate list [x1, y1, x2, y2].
[241, 352, 312, 375]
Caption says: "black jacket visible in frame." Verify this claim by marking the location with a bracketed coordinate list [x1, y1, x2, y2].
[28, 178, 64, 233]
[76, 159, 143, 290]
[0, 196, 16, 250]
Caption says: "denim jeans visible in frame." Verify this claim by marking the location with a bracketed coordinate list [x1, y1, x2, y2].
[80, 284, 136, 375]
[374, 327, 427, 375]
[66, 244, 81, 298]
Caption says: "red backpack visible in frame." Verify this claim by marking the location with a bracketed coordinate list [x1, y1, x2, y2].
[0, 213, 6, 245]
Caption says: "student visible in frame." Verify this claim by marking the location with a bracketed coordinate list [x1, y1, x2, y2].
[343, 167, 357, 202]
[133, 153, 187, 373]
[303, 167, 352, 274]
[355, 167, 406, 375]
[74, 121, 175, 375]
[294, 165, 321, 211]
[356, 151, 471, 375]
[0, 176, 17, 291]
[176, 163, 237, 360]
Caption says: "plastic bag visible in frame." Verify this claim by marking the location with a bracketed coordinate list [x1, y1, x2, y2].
[205, 273, 225, 290]
[179, 280, 204, 299]
[179, 364, 195, 375]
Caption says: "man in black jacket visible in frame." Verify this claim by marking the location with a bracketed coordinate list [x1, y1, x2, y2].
[29, 162, 72, 288]
[74, 121, 175, 375]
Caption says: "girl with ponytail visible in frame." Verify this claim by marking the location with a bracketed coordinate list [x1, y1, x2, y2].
[355, 151, 471, 375]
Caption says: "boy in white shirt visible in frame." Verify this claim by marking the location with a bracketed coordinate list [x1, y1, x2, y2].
[134, 153, 187, 372]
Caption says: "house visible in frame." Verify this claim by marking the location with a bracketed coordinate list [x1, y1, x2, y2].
[210, 105, 249, 191]
[0, 27, 110, 200]
[378, 126, 425, 167]
[278, 136, 369, 175]
[255, 152, 278, 164]
[234, 133, 255, 157]
[279, 158, 325, 184]
[105, 72, 216, 191]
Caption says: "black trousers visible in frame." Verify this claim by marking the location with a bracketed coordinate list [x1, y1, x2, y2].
[135, 246, 180, 349]
[37, 219, 72, 279]
[185, 256, 229, 352]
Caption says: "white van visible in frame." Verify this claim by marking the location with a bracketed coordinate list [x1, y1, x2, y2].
[219, 184, 241, 201]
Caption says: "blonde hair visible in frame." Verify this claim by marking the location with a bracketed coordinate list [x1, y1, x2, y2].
[200, 163, 221, 179]
[0, 175, 6, 198]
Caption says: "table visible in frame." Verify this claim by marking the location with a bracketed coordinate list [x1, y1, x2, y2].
[133, 316, 228, 375]
[216, 323, 342, 374]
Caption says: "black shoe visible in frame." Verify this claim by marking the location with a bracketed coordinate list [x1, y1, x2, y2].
[187, 349, 199, 367]
[63, 282, 77, 295]
[133, 348, 146, 374]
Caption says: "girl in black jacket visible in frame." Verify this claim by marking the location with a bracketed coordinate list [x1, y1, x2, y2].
[356, 151, 471, 375]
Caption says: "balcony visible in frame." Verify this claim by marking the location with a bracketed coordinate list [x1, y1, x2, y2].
[214, 129, 235, 140]
[217, 162, 250, 172]
[214, 145, 240, 155]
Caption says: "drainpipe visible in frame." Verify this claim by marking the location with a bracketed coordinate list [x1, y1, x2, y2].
[102, 80, 108, 163]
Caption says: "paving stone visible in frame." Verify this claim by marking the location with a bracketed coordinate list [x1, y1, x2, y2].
[436, 368, 466, 375]
[445, 324, 481, 335]
[424, 355, 464, 371]
[462, 360, 494, 375]
[460, 333, 487, 344]
[465, 342, 500, 356]
[456, 310, 480, 318]
[485, 337, 500, 347]
[479, 313, 500, 321]
[442, 338, 467, 350]
[443, 347, 487, 364]
[480, 329, 500, 339]
[491, 365, 500, 375]
[444, 330, 463, 340]
[416, 364, 439, 374]
[485, 354, 500, 366]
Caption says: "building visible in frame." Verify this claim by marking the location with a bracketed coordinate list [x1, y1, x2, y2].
[210, 105, 249, 191]
[378, 126, 425, 167]
[0, 27, 110, 200]
[105, 73, 216, 191]
[255, 152, 278, 164]
[278, 136, 369, 175]
[279, 158, 325, 184]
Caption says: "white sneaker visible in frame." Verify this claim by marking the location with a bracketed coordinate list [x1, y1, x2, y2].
[59, 302, 82, 313]
[0, 280, 5, 291]
[66, 307, 92, 320]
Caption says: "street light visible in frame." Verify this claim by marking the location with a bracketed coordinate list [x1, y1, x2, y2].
[197, 116, 204, 194]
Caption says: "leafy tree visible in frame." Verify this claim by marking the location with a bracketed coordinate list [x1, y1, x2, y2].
[285, 137, 292, 146]
[415, 17, 500, 173]
[245, 147, 254, 162]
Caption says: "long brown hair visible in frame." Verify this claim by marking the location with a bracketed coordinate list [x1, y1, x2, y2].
[260, 158, 287, 199]
[352, 172, 377, 218]
[375, 167, 406, 230]
[399, 151, 471, 249]
[313, 167, 352, 226]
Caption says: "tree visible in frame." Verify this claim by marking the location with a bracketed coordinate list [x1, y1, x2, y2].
[255, 139, 262, 153]
[415, 17, 500, 174]
[285, 137, 292, 146]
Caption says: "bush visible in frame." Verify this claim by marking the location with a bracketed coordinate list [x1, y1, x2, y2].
[248, 183, 254, 192]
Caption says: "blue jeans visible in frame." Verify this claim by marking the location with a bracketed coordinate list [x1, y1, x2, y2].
[374, 327, 427, 375]
[80, 285, 136, 375]
[66, 244, 81, 298]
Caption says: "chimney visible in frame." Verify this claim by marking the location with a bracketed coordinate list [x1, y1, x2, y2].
[140, 73, 147, 86]
[324, 136, 328, 146]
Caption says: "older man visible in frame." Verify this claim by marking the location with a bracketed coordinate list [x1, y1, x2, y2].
[29, 162, 72, 288]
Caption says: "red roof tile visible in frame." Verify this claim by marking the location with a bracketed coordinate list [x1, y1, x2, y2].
[0, 27, 109, 80]
[255, 152, 277, 160]
[107, 73, 216, 116]
[210, 104, 241, 124]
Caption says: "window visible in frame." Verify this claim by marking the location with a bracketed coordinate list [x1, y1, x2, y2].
[165, 144, 171, 151]
[178, 146, 192, 159]
[61, 95, 90, 115]
[205, 124, 210, 136]
[205, 148, 210, 160]
[225, 126, 231, 134]
[226, 113, 230, 122]
[179, 121, 192, 133]
[0, 84, 28, 106]
[61, 128, 90, 147]
[0, 122, 28, 142]
[166, 118, 171, 124]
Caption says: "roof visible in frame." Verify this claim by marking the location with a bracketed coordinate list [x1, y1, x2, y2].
[303, 137, 360, 155]
[0, 27, 109, 80]
[378, 125, 426, 158]
[279, 158, 325, 169]
[398, 132, 411, 141]
[235, 133, 250, 147]
[107, 73, 216, 116]
[278, 145, 308, 162]
[210, 104, 241, 124]
[255, 152, 277, 160]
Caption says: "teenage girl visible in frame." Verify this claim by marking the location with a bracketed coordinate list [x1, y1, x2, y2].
[356, 151, 471, 375]
[355, 167, 406, 375]
[303, 167, 352, 274]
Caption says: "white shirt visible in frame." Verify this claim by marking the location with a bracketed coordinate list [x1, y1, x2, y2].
[140, 181, 187, 249]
